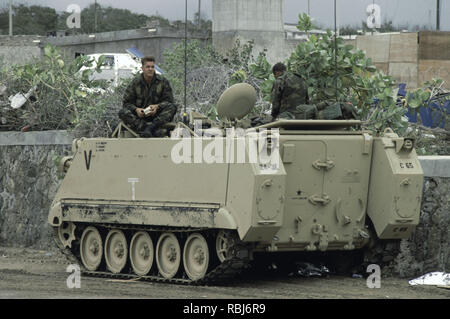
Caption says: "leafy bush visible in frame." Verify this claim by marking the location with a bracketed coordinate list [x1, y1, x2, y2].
[162, 39, 273, 120]
[282, 23, 408, 135]
[0, 13, 446, 154]
[403, 79, 450, 155]
[0, 44, 130, 137]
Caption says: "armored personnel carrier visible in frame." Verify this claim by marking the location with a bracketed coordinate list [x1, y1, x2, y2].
[49, 83, 424, 284]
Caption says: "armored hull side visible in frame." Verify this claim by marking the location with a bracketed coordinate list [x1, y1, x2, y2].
[49, 121, 423, 283]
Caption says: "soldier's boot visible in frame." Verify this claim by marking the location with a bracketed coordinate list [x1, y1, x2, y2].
[153, 128, 168, 137]
[141, 123, 156, 138]
[118, 109, 145, 132]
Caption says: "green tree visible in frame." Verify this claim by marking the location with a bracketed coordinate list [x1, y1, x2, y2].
[284, 29, 408, 134]
[0, 4, 58, 35]
[296, 13, 315, 33]
[161, 38, 274, 119]
[78, 4, 148, 33]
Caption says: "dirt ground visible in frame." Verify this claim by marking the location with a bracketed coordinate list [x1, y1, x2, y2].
[0, 246, 448, 300]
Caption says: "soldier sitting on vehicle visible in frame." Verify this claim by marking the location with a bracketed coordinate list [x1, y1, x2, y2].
[270, 62, 358, 121]
[271, 62, 314, 121]
[119, 56, 177, 137]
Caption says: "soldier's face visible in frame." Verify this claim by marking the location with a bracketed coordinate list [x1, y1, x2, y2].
[142, 61, 155, 78]
[274, 71, 283, 79]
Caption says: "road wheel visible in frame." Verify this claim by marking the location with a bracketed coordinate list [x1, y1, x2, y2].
[130, 231, 154, 276]
[183, 233, 209, 280]
[80, 226, 103, 271]
[156, 232, 181, 279]
[104, 229, 128, 274]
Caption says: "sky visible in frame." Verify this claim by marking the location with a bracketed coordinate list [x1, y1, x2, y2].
[2, 0, 449, 31]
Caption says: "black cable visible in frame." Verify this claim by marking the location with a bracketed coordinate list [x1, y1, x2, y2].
[334, 0, 338, 102]
[184, 0, 188, 123]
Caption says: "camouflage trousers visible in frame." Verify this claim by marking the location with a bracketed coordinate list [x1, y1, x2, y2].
[278, 103, 347, 120]
[278, 104, 318, 120]
[118, 104, 177, 136]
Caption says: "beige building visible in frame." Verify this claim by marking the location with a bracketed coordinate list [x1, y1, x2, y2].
[212, 0, 287, 64]
[356, 31, 450, 89]
[211, 0, 450, 89]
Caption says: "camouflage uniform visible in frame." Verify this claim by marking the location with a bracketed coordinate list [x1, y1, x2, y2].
[271, 72, 314, 120]
[119, 73, 177, 136]
[316, 100, 358, 120]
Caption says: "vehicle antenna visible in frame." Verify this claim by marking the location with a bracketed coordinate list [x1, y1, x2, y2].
[334, 0, 339, 102]
[183, 0, 189, 124]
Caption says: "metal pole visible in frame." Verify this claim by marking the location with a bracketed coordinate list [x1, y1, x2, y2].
[307, 0, 310, 15]
[336, 0, 339, 36]
[371, 0, 374, 35]
[198, 0, 201, 29]
[94, 0, 97, 33]
[436, 0, 440, 31]
[9, 0, 12, 36]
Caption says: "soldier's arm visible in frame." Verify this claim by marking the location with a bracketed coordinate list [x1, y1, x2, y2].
[123, 79, 139, 113]
[271, 80, 282, 119]
[156, 78, 175, 110]
[303, 79, 310, 104]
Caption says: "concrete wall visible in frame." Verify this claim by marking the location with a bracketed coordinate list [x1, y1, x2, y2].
[0, 36, 44, 65]
[47, 27, 211, 64]
[0, 131, 448, 277]
[0, 28, 210, 67]
[212, 0, 287, 64]
[417, 31, 450, 89]
[356, 32, 419, 88]
[356, 31, 450, 89]
[212, 0, 283, 33]
[419, 31, 450, 60]
[213, 30, 289, 64]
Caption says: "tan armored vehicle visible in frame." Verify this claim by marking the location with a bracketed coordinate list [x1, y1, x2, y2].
[49, 84, 424, 283]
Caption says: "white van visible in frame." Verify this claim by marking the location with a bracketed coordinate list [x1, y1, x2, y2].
[79, 53, 162, 87]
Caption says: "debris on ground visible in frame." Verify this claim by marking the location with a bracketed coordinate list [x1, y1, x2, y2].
[408, 272, 450, 287]
[293, 262, 330, 277]
[9, 86, 36, 109]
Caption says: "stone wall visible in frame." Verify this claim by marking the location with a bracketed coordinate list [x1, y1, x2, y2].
[394, 157, 450, 277]
[0, 131, 72, 249]
[0, 131, 448, 277]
